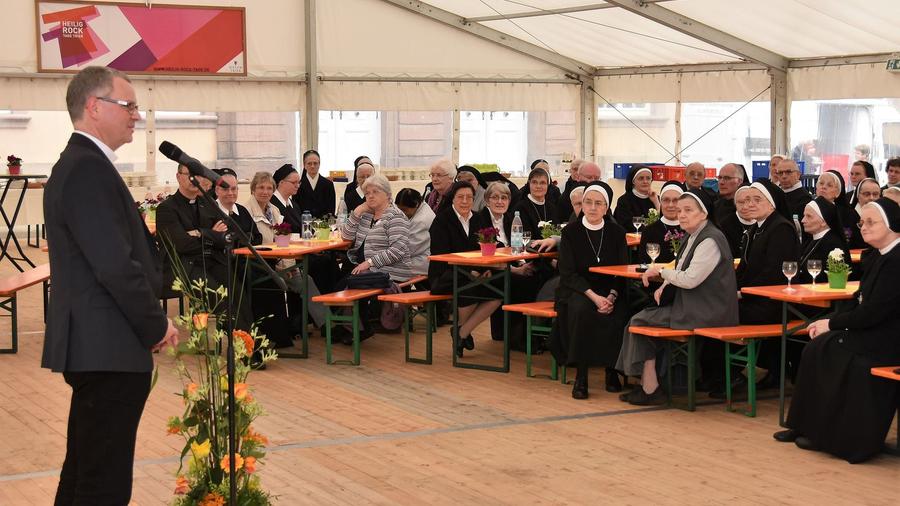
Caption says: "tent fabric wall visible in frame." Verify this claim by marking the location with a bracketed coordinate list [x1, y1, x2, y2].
[318, 81, 579, 112]
[593, 70, 772, 104]
[789, 64, 900, 101]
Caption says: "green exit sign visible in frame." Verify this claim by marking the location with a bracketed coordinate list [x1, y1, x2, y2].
[887, 59, 900, 71]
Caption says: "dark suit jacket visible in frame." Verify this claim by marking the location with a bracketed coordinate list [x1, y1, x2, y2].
[427, 207, 487, 283]
[42, 133, 168, 373]
[296, 170, 335, 218]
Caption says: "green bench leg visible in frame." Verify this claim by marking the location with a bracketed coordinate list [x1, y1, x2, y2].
[404, 302, 434, 365]
[0, 296, 16, 354]
[665, 337, 696, 411]
[324, 302, 362, 366]
[724, 340, 759, 417]
[524, 315, 556, 380]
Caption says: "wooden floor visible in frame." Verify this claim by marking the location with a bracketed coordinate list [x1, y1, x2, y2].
[0, 249, 897, 505]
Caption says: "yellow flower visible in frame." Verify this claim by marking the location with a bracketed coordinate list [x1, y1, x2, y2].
[193, 312, 209, 330]
[220, 453, 244, 474]
[190, 439, 211, 460]
[220, 376, 228, 391]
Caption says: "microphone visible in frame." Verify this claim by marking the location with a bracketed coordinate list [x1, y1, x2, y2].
[158, 141, 229, 189]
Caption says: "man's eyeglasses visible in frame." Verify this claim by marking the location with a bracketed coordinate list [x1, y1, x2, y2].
[96, 96, 140, 113]
[775, 170, 797, 176]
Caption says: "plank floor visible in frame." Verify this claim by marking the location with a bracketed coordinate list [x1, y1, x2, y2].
[0, 248, 897, 505]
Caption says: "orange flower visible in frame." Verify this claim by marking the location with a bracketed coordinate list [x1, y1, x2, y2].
[233, 329, 254, 356]
[220, 453, 244, 474]
[234, 383, 248, 401]
[199, 492, 225, 506]
[185, 383, 198, 397]
[243, 426, 269, 446]
[174, 475, 190, 495]
[165, 416, 182, 435]
[192, 312, 209, 330]
[243, 456, 257, 474]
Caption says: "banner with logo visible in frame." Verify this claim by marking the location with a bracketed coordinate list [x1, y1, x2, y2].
[37, 1, 246, 75]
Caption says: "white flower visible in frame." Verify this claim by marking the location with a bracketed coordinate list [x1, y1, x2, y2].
[828, 248, 844, 261]
[538, 221, 551, 228]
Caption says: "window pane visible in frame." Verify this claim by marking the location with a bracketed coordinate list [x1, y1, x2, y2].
[596, 102, 677, 179]
[680, 101, 771, 171]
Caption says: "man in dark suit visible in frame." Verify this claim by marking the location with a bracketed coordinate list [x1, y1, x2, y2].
[296, 149, 336, 218]
[43, 66, 179, 505]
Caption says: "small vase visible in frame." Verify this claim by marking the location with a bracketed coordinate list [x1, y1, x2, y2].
[7, 164, 20, 175]
[146, 208, 157, 222]
[274, 234, 291, 247]
[827, 271, 848, 289]
[480, 242, 497, 256]
[315, 227, 330, 240]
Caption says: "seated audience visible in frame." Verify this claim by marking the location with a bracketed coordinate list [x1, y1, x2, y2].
[428, 182, 502, 357]
[614, 165, 659, 233]
[713, 162, 747, 222]
[685, 162, 717, 202]
[816, 169, 854, 241]
[768, 154, 785, 180]
[847, 161, 876, 205]
[549, 185, 628, 399]
[884, 185, 900, 204]
[883, 157, 900, 190]
[456, 166, 487, 213]
[270, 164, 304, 232]
[296, 149, 335, 218]
[847, 177, 881, 250]
[794, 197, 849, 284]
[395, 188, 435, 278]
[638, 181, 685, 265]
[424, 159, 456, 212]
[212, 168, 261, 247]
[718, 184, 755, 260]
[618, 189, 738, 405]
[776, 198, 900, 463]
[340, 156, 375, 215]
[515, 166, 554, 237]
[523, 159, 561, 209]
[555, 161, 600, 222]
[776, 159, 812, 219]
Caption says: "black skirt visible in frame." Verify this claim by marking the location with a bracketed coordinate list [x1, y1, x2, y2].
[549, 293, 625, 368]
[786, 331, 900, 463]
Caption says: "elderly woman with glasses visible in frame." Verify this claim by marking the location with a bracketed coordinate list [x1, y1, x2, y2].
[614, 165, 660, 233]
[776, 198, 900, 463]
[847, 178, 881, 250]
[424, 159, 457, 212]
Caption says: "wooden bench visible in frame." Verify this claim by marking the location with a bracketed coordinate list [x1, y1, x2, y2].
[310, 275, 428, 366]
[628, 326, 697, 411]
[694, 321, 808, 417]
[378, 291, 451, 365]
[870, 366, 900, 455]
[0, 263, 51, 353]
[503, 301, 559, 380]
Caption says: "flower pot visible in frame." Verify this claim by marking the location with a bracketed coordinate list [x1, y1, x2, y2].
[315, 227, 330, 240]
[480, 242, 497, 256]
[827, 271, 848, 289]
[146, 208, 157, 222]
[274, 234, 291, 247]
[7, 164, 20, 175]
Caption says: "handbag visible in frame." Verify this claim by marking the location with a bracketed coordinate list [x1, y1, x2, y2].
[345, 271, 392, 289]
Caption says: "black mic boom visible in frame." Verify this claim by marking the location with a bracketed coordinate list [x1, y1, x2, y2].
[158, 141, 229, 188]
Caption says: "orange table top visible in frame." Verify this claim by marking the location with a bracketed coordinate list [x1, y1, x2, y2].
[741, 282, 857, 307]
[589, 264, 645, 279]
[626, 233, 640, 247]
[871, 366, 900, 381]
[429, 247, 550, 266]
[233, 239, 350, 259]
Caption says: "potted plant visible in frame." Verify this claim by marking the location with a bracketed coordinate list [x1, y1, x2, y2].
[311, 216, 332, 240]
[538, 220, 561, 240]
[273, 222, 292, 247]
[6, 154, 22, 175]
[645, 208, 660, 226]
[477, 226, 499, 256]
[664, 229, 686, 255]
[826, 248, 851, 288]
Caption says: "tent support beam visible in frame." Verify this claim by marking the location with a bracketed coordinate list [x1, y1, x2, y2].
[770, 70, 788, 157]
[466, 1, 671, 22]
[305, 0, 319, 151]
[580, 83, 594, 162]
[602, 0, 788, 71]
[378, 0, 596, 78]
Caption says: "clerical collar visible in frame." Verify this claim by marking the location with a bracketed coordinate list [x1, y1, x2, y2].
[582, 215, 604, 230]
[217, 199, 238, 216]
[307, 172, 319, 190]
[356, 186, 364, 198]
[632, 189, 649, 199]
[784, 182, 803, 192]
[274, 191, 293, 208]
[855, 202, 863, 215]
[661, 216, 679, 226]
[737, 215, 755, 226]
[756, 215, 768, 227]
[74, 130, 117, 163]
[454, 207, 471, 223]
[527, 193, 545, 205]
[490, 211, 504, 222]
[812, 229, 828, 240]
[880, 237, 900, 255]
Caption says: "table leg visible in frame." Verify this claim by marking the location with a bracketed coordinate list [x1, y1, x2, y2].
[451, 266, 509, 373]
[0, 178, 35, 271]
[779, 301, 788, 427]
[276, 256, 309, 359]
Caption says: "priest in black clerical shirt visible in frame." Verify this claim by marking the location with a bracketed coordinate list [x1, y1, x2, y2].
[296, 149, 336, 218]
[775, 159, 811, 219]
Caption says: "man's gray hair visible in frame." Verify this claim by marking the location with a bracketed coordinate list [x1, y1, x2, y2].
[362, 174, 392, 198]
[66, 66, 131, 122]
[431, 159, 457, 180]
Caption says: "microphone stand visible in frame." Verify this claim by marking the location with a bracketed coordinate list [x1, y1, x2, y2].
[188, 176, 286, 506]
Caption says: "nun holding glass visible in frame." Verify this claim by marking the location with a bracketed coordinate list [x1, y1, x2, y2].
[776, 198, 900, 463]
[549, 184, 628, 400]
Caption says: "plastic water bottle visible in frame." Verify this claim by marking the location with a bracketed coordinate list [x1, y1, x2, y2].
[337, 197, 348, 225]
[510, 211, 524, 254]
[792, 214, 802, 243]
[301, 211, 313, 240]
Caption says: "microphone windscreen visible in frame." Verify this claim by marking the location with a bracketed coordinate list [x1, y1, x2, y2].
[158, 141, 181, 160]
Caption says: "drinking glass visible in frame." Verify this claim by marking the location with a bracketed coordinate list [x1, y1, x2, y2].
[522, 231, 531, 249]
[646, 243, 660, 266]
[782, 261, 798, 292]
[632, 216, 645, 235]
[806, 259, 822, 287]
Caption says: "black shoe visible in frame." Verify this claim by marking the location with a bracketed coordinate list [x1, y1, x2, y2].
[462, 335, 475, 351]
[628, 386, 667, 406]
[455, 334, 465, 358]
[756, 371, 780, 390]
[605, 368, 623, 393]
[773, 429, 800, 443]
[619, 389, 639, 403]
[794, 436, 817, 451]
[571, 379, 588, 400]
[709, 374, 748, 399]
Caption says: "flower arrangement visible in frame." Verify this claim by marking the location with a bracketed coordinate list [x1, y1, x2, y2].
[273, 222, 292, 236]
[6, 154, 22, 167]
[538, 220, 561, 239]
[139, 192, 168, 214]
[165, 279, 276, 505]
[664, 229, 686, 254]
[645, 208, 660, 226]
[477, 226, 499, 244]
[826, 248, 851, 274]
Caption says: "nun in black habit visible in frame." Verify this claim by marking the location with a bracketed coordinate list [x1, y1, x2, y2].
[638, 180, 686, 265]
[718, 185, 755, 260]
[514, 166, 556, 237]
[550, 184, 629, 399]
[296, 149, 336, 218]
[613, 165, 660, 233]
[342, 156, 375, 213]
[847, 177, 881, 251]
[815, 170, 854, 243]
[520, 159, 561, 212]
[776, 198, 900, 463]
[456, 165, 488, 213]
[794, 197, 849, 284]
